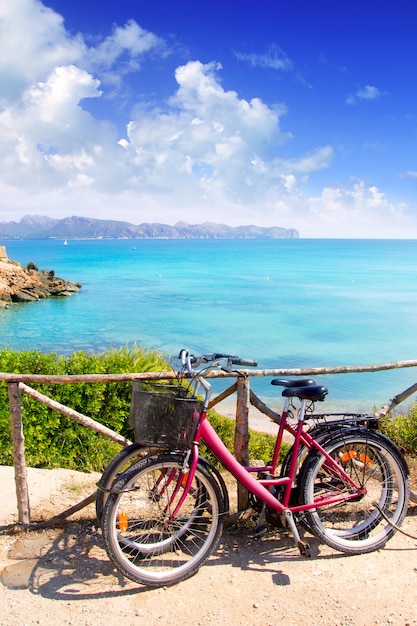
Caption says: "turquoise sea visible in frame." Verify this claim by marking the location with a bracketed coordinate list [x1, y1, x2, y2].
[1, 237, 417, 413]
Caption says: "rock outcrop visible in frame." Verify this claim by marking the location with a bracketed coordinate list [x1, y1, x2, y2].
[0, 248, 81, 306]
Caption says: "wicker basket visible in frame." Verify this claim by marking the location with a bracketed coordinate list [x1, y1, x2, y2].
[129, 381, 202, 449]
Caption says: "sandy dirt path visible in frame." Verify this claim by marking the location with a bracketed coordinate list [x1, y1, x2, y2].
[1, 465, 417, 626]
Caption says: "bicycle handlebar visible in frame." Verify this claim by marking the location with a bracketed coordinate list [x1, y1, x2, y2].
[174, 349, 257, 374]
[212, 353, 258, 368]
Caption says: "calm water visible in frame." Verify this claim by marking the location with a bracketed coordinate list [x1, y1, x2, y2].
[1, 238, 417, 412]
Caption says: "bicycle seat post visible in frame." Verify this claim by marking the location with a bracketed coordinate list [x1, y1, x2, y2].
[289, 398, 310, 482]
[298, 398, 308, 423]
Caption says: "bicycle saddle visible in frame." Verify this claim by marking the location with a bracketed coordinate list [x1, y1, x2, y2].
[281, 385, 328, 402]
[271, 378, 315, 387]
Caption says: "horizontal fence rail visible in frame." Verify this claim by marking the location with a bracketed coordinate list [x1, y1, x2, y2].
[2, 357, 417, 384]
[2, 358, 417, 526]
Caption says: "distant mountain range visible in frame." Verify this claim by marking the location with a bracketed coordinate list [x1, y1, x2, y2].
[0, 215, 299, 240]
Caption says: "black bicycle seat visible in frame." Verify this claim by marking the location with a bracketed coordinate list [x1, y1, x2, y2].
[281, 385, 328, 402]
[271, 378, 316, 387]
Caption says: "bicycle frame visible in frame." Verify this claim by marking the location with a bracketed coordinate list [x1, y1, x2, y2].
[170, 400, 366, 548]
[201, 404, 363, 509]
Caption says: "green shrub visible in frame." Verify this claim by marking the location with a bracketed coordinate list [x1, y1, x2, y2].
[0, 346, 282, 472]
[0, 345, 169, 471]
[380, 403, 417, 456]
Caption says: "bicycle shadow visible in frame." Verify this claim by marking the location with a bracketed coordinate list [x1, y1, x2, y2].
[0, 519, 325, 598]
[214, 501, 417, 582]
[0, 520, 146, 600]
[2, 502, 416, 598]
[219, 525, 339, 572]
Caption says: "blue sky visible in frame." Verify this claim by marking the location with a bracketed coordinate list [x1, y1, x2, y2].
[1, 0, 416, 237]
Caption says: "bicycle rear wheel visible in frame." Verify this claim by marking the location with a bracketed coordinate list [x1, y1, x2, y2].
[298, 430, 409, 554]
[101, 453, 225, 587]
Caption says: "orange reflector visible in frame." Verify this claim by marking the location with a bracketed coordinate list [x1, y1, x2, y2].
[181, 473, 189, 488]
[359, 453, 373, 466]
[118, 510, 128, 532]
[340, 450, 357, 463]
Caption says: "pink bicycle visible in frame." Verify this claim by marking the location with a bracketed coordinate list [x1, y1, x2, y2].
[101, 350, 409, 587]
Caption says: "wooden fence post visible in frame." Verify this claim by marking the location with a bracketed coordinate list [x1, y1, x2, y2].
[235, 376, 250, 510]
[8, 382, 30, 524]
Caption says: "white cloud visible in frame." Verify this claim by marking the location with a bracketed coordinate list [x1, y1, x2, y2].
[85, 19, 166, 89]
[90, 19, 163, 68]
[0, 0, 164, 102]
[346, 85, 385, 104]
[0, 0, 413, 238]
[0, 64, 112, 189]
[0, 0, 85, 99]
[304, 180, 411, 237]
[273, 146, 334, 177]
[234, 44, 293, 71]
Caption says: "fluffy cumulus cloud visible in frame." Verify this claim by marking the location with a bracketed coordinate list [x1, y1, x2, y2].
[306, 181, 410, 238]
[0, 0, 413, 237]
[120, 60, 294, 207]
[0, 0, 83, 98]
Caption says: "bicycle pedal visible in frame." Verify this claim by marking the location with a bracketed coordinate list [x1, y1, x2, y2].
[297, 540, 312, 558]
[254, 524, 268, 539]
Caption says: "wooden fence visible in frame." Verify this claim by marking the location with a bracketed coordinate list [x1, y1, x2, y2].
[3, 358, 417, 526]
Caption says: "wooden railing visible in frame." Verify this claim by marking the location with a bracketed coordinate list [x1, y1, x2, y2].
[3, 358, 417, 526]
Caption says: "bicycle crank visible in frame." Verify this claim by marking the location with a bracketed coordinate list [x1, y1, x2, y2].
[283, 509, 312, 558]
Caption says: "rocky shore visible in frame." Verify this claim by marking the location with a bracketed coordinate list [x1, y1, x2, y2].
[0, 247, 81, 306]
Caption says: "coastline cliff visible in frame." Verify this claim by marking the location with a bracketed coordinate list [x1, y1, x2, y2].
[0, 247, 81, 307]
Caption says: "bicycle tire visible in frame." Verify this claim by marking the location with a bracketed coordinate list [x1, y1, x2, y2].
[101, 453, 225, 587]
[104, 455, 209, 562]
[96, 443, 159, 527]
[298, 430, 409, 554]
[102, 451, 212, 559]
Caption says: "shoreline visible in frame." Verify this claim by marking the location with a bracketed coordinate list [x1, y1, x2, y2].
[214, 394, 381, 437]
[215, 399, 279, 435]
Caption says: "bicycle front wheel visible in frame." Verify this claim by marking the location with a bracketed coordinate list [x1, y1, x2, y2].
[299, 430, 409, 554]
[96, 443, 159, 527]
[101, 453, 225, 587]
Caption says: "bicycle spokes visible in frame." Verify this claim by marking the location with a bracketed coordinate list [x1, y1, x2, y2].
[299, 431, 409, 554]
[102, 455, 225, 587]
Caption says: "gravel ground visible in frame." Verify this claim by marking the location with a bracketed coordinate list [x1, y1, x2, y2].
[1, 465, 417, 626]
